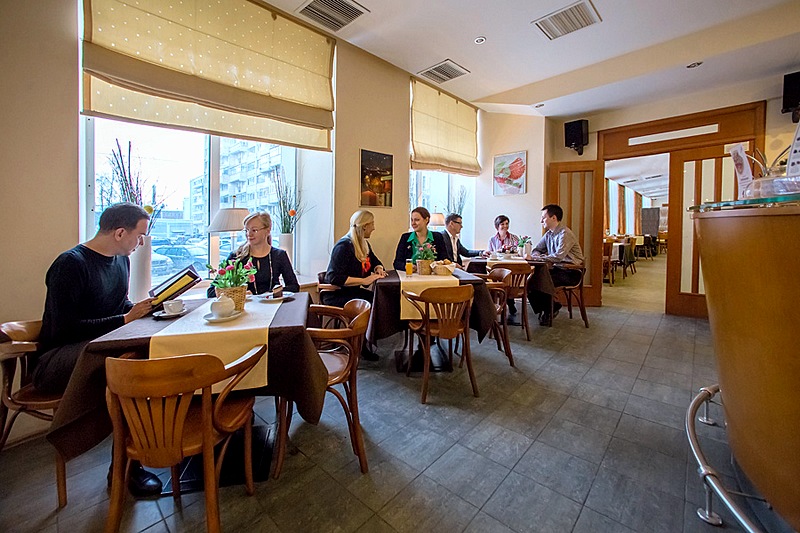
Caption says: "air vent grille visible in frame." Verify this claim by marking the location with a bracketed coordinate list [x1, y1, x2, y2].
[533, 0, 601, 40]
[417, 59, 470, 84]
[298, 0, 368, 32]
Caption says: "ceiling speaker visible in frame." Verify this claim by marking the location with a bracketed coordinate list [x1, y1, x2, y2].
[565, 119, 588, 155]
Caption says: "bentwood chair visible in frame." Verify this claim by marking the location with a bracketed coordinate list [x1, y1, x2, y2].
[316, 271, 340, 306]
[104, 345, 266, 533]
[491, 262, 534, 341]
[548, 264, 589, 328]
[0, 320, 67, 507]
[476, 268, 514, 367]
[272, 300, 371, 479]
[602, 241, 615, 286]
[402, 285, 477, 404]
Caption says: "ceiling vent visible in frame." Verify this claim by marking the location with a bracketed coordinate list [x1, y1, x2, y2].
[643, 174, 663, 180]
[532, 0, 601, 40]
[417, 59, 470, 84]
[298, 0, 369, 32]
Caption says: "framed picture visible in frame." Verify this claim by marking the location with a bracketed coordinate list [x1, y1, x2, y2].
[360, 149, 393, 207]
[493, 150, 527, 195]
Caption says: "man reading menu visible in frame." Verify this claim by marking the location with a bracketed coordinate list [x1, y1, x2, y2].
[33, 202, 162, 496]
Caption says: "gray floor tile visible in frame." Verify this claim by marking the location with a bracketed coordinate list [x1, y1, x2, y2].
[644, 353, 694, 376]
[463, 512, 516, 533]
[331, 447, 418, 512]
[600, 437, 686, 498]
[554, 397, 622, 435]
[483, 471, 582, 533]
[581, 367, 636, 394]
[507, 381, 568, 413]
[377, 422, 455, 472]
[631, 378, 692, 408]
[379, 475, 478, 533]
[591, 356, 642, 378]
[623, 395, 685, 430]
[458, 418, 534, 469]
[614, 413, 687, 459]
[637, 365, 693, 390]
[513, 441, 597, 503]
[572, 507, 636, 533]
[570, 382, 629, 412]
[537, 417, 612, 464]
[487, 399, 553, 440]
[424, 444, 509, 507]
[355, 514, 398, 532]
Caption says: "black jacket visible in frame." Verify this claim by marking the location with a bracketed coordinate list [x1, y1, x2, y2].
[439, 230, 482, 265]
[207, 248, 299, 297]
[392, 231, 448, 270]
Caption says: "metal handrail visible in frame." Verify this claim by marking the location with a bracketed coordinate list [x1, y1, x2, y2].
[685, 385, 762, 533]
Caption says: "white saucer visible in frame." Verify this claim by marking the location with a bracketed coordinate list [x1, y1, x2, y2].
[202, 310, 244, 323]
[153, 309, 187, 319]
[257, 291, 295, 303]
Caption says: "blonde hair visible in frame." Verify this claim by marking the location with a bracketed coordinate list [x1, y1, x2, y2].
[236, 211, 272, 259]
[347, 210, 374, 261]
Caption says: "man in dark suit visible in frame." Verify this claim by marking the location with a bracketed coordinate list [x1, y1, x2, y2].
[440, 213, 484, 267]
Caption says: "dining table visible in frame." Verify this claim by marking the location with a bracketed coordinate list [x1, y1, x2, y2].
[47, 292, 327, 464]
[465, 257, 556, 297]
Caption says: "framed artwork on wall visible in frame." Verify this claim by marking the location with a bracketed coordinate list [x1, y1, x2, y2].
[360, 149, 393, 207]
[492, 150, 527, 196]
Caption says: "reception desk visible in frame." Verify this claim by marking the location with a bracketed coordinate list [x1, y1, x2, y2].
[692, 202, 800, 530]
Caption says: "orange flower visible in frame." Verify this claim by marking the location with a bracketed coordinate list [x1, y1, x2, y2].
[288, 209, 297, 217]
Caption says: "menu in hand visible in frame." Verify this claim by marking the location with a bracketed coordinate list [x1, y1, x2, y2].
[148, 265, 201, 308]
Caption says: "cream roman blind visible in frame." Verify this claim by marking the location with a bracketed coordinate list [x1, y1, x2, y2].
[410, 79, 480, 176]
[82, 0, 335, 151]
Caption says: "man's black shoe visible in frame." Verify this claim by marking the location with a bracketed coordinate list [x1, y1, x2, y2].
[553, 302, 562, 313]
[539, 314, 551, 326]
[507, 316, 522, 326]
[109, 463, 163, 497]
[361, 346, 380, 361]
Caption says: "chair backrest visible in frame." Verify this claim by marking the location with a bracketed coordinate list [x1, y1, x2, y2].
[105, 346, 265, 468]
[602, 241, 612, 258]
[308, 299, 371, 370]
[491, 263, 531, 298]
[404, 285, 474, 340]
[0, 320, 42, 387]
[554, 264, 586, 290]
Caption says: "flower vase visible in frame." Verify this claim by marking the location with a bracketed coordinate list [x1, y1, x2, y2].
[279, 233, 294, 265]
[129, 234, 152, 302]
[416, 259, 433, 275]
[215, 285, 247, 311]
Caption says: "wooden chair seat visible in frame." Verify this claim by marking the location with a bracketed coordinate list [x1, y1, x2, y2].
[476, 268, 514, 367]
[491, 262, 533, 341]
[10, 383, 62, 407]
[320, 350, 349, 381]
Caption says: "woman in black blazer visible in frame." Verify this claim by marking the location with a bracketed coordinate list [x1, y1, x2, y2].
[392, 206, 448, 271]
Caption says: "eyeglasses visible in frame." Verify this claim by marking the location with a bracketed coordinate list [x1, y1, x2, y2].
[243, 226, 268, 234]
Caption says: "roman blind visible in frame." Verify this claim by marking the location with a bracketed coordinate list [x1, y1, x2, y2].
[410, 79, 480, 176]
[82, 0, 335, 151]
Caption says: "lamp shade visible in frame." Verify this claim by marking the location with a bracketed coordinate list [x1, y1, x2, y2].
[429, 212, 446, 227]
[206, 208, 250, 233]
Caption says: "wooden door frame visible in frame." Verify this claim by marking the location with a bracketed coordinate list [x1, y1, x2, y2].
[595, 101, 765, 316]
[546, 159, 604, 306]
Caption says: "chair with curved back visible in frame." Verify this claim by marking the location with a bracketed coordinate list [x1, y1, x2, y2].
[491, 262, 534, 341]
[272, 299, 371, 479]
[548, 264, 589, 328]
[104, 345, 266, 533]
[316, 271, 340, 305]
[602, 241, 615, 286]
[0, 320, 67, 507]
[402, 285, 477, 404]
[475, 268, 514, 367]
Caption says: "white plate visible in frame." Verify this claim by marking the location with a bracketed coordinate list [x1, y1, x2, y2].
[257, 291, 295, 303]
[202, 310, 244, 323]
[153, 309, 187, 319]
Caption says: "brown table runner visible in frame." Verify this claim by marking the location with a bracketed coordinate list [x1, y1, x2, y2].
[47, 293, 326, 461]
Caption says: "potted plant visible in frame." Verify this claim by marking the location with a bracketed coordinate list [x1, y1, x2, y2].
[271, 168, 309, 263]
[208, 258, 257, 311]
[415, 242, 436, 275]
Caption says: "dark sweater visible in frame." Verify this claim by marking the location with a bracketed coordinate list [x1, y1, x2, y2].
[40, 244, 132, 350]
[207, 248, 299, 297]
[392, 231, 448, 271]
[323, 237, 383, 307]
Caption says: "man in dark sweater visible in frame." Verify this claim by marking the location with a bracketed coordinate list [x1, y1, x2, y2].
[33, 202, 161, 496]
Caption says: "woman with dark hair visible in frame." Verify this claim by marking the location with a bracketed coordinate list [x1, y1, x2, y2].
[487, 214, 520, 252]
[324, 209, 387, 308]
[207, 211, 299, 297]
[392, 206, 448, 270]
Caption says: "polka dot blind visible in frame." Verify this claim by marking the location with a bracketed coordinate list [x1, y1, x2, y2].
[82, 0, 335, 151]
[410, 79, 480, 176]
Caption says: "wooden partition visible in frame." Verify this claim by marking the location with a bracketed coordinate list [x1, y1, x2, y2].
[692, 206, 800, 530]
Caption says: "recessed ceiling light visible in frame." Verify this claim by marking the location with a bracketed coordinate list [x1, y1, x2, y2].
[686, 61, 703, 69]
[534, 103, 545, 108]
[474, 36, 486, 45]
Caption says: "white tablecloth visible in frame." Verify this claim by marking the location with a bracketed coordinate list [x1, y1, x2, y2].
[150, 299, 280, 390]
[399, 272, 459, 320]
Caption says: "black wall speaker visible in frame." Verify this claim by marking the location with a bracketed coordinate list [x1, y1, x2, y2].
[781, 71, 800, 123]
[565, 119, 588, 155]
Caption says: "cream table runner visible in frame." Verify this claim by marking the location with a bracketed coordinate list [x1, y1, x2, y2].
[150, 299, 280, 391]
[399, 272, 459, 320]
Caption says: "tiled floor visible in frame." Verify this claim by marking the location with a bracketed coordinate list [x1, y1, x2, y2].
[1, 255, 750, 532]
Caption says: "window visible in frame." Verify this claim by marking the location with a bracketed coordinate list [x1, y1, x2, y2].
[87, 117, 300, 283]
[409, 170, 477, 248]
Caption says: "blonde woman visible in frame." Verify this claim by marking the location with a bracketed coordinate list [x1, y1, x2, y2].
[207, 211, 299, 296]
[324, 210, 387, 308]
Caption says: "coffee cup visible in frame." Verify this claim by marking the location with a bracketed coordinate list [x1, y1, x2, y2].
[490, 252, 498, 259]
[162, 299, 185, 315]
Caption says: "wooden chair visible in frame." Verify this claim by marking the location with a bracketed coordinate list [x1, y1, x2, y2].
[316, 271, 340, 306]
[658, 231, 668, 254]
[273, 299, 371, 479]
[104, 345, 266, 533]
[602, 241, 615, 286]
[548, 265, 589, 328]
[0, 320, 67, 507]
[402, 285, 477, 404]
[491, 262, 534, 341]
[636, 235, 654, 260]
[476, 268, 514, 367]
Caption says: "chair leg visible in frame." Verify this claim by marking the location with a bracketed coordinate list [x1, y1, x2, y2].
[104, 454, 128, 533]
[202, 438, 221, 533]
[346, 375, 369, 474]
[171, 465, 181, 498]
[420, 335, 432, 404]
[521, 294, 531, 341]
[0, 409, 22, 452]
[565, 290, 574, 319]
[500, 312, 514, 367]
[272, 397, 293, 479]
[577, 285, 589, 328]
[56, 451, 67, 508]
[462, 331, 479, 397]
[243, 412, 254, 496]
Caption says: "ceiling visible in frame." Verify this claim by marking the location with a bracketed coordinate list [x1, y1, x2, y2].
[605, 154, 669, 199]
[268, 0, 800, 119]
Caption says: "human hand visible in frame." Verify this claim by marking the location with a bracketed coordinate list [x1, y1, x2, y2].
[125, 298, 156, 323]
[481, 250, 490, 258]
[374, 268, 388, 278]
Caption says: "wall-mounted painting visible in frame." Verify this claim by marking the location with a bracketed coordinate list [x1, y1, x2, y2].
[360, 149, 393, 207]
[493, 150, 527, 196]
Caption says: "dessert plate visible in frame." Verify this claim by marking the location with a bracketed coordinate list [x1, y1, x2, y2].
[153, 309, 188, 320]
[257, 291, 295, 303]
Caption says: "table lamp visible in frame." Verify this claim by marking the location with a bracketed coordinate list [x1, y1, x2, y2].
[430, 211, 445, 227]
[207, 196, 249, 259]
